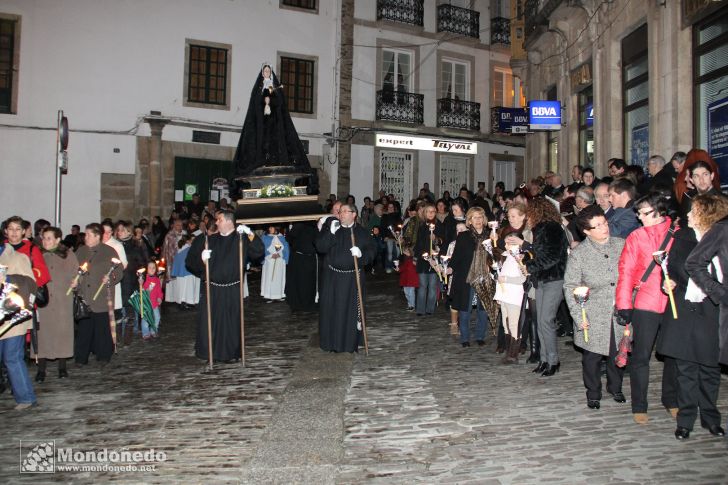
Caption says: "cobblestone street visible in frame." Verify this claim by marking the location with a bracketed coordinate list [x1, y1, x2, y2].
[1, 273, 726, 484]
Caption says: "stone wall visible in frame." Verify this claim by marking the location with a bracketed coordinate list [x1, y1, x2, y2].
[100, 173, 135, 222]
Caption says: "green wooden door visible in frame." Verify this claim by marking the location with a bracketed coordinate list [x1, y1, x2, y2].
[174, 157, 232, 204]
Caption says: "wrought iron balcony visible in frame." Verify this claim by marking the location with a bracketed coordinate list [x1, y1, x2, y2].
[377, 0, 424, 27]
[437, 4, 480, 39]
[376, 89, 424, 125]
[491, 16, 511, 46]
[437, 98, 481, 131]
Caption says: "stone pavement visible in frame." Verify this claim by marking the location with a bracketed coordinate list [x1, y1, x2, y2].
[0, 273, 726, 484]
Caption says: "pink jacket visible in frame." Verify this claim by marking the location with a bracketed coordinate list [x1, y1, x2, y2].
[144, 275, 163, 309]
[616, 217, 674, 313]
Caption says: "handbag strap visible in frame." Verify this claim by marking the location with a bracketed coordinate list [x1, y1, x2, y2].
[636, 223, 675, 289]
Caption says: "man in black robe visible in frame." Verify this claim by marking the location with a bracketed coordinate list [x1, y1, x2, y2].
[187, 210, 264, 362]
[315, 203, 376, 353]
[285, 222, 319, 312]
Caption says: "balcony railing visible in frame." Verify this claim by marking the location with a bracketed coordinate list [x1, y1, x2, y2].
[377, 0, 424, 27]
[437, 4, 480, 39]
[437, 98, 481, 131]
[490, 16, 511, 46]
[376, 89, 424, 125]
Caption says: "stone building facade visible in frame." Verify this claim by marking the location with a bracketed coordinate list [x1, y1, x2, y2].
[514, 0, 728, 183]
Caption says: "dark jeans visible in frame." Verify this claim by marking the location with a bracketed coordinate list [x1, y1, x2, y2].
[582, 328, 624, 401]
[675, 359, 721, 431]
[75, 312, 114, 364]
[416, 272, 438, 315]
[629, 309, 678, 413]
[458, 287, 488, 344]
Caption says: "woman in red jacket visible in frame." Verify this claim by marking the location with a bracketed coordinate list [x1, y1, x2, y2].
[615, 193, 678, 425]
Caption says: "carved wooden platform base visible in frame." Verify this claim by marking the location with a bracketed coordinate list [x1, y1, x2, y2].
[234, 193, 324, 225]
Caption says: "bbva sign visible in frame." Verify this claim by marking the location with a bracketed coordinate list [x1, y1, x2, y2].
[529, 100, 562, 130]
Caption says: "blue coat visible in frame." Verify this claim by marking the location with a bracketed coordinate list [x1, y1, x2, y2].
[608, 207, 640, 239]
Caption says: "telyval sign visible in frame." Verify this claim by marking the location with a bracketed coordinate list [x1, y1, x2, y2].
[376, 134, 477, 154]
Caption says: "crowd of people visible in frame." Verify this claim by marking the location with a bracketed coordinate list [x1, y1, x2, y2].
[1, 149, 727, 443]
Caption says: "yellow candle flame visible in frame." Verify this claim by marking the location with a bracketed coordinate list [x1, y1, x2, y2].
[8, 292, 24, 309]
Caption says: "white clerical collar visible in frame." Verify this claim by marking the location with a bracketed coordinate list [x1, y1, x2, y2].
[342, 222, 355, 228]
[220, 229, 234, 236]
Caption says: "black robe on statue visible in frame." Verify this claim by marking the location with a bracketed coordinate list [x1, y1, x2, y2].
[187, 231, 264, 362]
[315, 221, 376, 353]
[233, 67, 315, 181]
[285, 222, 319, 312]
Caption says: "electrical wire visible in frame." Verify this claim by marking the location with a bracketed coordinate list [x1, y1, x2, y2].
[532, 0, 634, 69]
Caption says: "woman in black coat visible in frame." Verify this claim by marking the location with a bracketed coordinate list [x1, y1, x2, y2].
[441, 198, 468, 252]
[661, 194, 728, 440]
[413, 202, 445, 316]
[685, 202, 728, 367]
[506, 197, 568, 376]
[449, 207, 497, 347]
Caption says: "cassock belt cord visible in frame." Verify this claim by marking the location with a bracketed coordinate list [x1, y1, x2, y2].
[315, 253, 319, 303]
[355, 290, 362, 331]
[210, 280, 240, 287]
[327, 264, 360, 274]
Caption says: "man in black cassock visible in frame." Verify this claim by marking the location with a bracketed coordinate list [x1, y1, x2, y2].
[315, 203, 376, 353]
[186, 210, 264, 362]
[285, 221, 319, 312]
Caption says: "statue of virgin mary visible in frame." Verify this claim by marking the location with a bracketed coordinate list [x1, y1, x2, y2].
[232, 64, 316, 189]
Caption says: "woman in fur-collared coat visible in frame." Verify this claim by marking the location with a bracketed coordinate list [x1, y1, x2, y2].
[35, 227, 78, 381]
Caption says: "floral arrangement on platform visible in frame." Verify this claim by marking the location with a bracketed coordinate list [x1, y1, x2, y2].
[259, 184, 296, 198]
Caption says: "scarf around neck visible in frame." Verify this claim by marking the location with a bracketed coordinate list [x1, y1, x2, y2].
[466, 227, 489, 285]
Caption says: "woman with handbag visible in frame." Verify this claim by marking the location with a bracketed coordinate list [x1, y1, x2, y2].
[72, 223, 124, 365]
[615, 192, 678, 425]
[563, 205, 626, 409]
[34, 227, 78, 381]
[658, 194, 728, 439]
[507, 197, 569, 377]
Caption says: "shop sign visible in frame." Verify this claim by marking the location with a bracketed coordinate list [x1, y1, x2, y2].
[708, 97, 728, 188]
[630, 124, 649, 168]
[528, 101, 561, 130]
[585, 103, 594, 127]
[570, 63, 592, 90]
[492, 107, 529, 134]
[375, 133, 477, 154]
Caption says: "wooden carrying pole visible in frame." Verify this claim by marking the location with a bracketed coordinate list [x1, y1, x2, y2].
[350, 229, 369, 356]
[204, 235, 213, 370]
[239, 233, 246, 366]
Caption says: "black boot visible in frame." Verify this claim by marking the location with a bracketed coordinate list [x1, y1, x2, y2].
[495, 322, 506, 354]
[58, 358, 68, 379]
[527, 312, 540, 363]
[36, 359, 47, 383]
[541, 362, 561, 377]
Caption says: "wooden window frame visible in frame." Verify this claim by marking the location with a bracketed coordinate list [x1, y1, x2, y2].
[183, 39, 232, 111]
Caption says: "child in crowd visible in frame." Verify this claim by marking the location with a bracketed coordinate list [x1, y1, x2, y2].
[261, 226, 289, 302]
[398, 247, 418, 311]
[142, 260, 163, 339]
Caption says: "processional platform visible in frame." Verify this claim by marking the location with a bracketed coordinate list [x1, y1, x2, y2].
[233, 165, 323, 225]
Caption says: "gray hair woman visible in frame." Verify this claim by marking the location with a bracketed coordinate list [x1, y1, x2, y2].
[564, 205, 626, 410]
